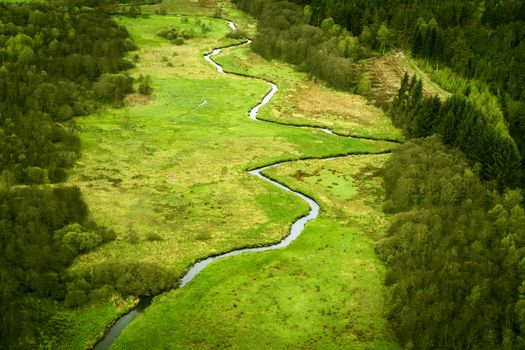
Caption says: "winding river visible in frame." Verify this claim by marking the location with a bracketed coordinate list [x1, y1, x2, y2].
[94, 20, 371, 349]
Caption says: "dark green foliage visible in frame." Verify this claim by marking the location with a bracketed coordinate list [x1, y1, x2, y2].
[94, 73, 134, 106]
[378, 137, 525, 349]
[392, 75, 521, 190]
[0, 1, 136, 186]
[74, 262, 176, 297]
[0, 186, 115, 348]
[233, 0, 370, 91]
[506, 99, 525, 188]
[138, 75, 153, 96]
[157, 27, 195, 45]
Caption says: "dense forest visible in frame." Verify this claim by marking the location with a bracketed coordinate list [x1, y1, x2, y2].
[377, 136, 525, 349]
[233, 1, 525, 348]
[391, 73, 521, 190]
[0, 0, 140, 348]
[233, 0, 373, 92]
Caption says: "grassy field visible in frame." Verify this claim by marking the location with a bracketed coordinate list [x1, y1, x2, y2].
[70, 14, 392, 276]
[61, 0, 401, 348]
[214, 45, 403, 141]
[113, 155, 401, 349]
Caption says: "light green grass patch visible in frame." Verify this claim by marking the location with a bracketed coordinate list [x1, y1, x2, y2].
[66, 3, 400, 348]
[112, 155, 400, 349]
[303, 168, 356, 200]
[214, 45, 402, 141]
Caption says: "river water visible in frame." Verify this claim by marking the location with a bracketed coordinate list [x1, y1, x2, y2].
[93, 21, 322, 349]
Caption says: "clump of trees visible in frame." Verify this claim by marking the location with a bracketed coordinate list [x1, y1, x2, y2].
[391, 73, 521, 190]
[157, 27, 195, 45]
[0, 186, 115, 346]
[233, 0, 375, 91]
[377, 136, 525, 349]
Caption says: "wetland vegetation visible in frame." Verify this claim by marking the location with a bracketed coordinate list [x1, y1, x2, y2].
[2, 0, 525, 349]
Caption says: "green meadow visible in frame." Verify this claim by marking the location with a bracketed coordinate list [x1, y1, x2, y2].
[113, 155, 401, 349]
[62, 1, 400, 348]
[214, 45, 403, 141]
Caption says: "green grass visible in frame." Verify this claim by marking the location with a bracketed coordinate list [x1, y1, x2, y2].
[214, 45, 403, 141]
[112, 155, 400, 349]
[70, 13, 394, 279]
[64, 2, 401, 348]
[62, 298, 137, 350]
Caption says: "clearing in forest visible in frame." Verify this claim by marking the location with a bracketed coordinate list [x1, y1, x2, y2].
[64, 0, 401, 348]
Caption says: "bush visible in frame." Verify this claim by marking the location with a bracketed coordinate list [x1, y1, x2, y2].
[26, 166, 45, 184]
[94, 73, 134, 105]
[226, 30, 246, 40]
[54, 223, 103, 253]
[145, 232, 163, 241]
[138, 75, 153, 96]
[125, 228, 140, 245]
[64, 289, 87, 308]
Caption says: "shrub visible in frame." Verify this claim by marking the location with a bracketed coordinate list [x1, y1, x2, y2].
[145, 232, 163, 241]
[138, 75, 153, 96]
[64, 289, 87, 308]
[125, 228, 140, 245]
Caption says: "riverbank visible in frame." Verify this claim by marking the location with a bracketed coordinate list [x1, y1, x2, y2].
[65, 0, 400, 348]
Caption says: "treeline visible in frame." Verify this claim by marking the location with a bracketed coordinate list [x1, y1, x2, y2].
[289, 0, 525, 102]
[286, 0, 525, 189]
[0, 1, 142, 348]
[232, 0, 376, 92]
[378, 76, 525, 348]
[377, 136, 525, 349]
[0, 0, 135, 186]
[0, 186, 116, 346]
[391, 73, 522, 190]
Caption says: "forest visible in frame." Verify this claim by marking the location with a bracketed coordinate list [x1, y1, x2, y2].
[0, 0, 141, 347]
[286, 0, 525, 186]
[2, 0, 525, 348]
[234, 0, 525, 348]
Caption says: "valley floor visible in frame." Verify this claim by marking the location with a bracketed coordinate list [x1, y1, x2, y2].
[64, 0, 403, 348]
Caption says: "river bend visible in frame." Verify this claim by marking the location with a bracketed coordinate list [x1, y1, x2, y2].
[94, 20, 342, 349]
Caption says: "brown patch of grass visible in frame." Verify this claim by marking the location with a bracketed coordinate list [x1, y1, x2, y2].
[197, 0, 216, 9]
[294, 81, 382, 121]
[365, 52, 449, 106]
[124, 93, 155, 106]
